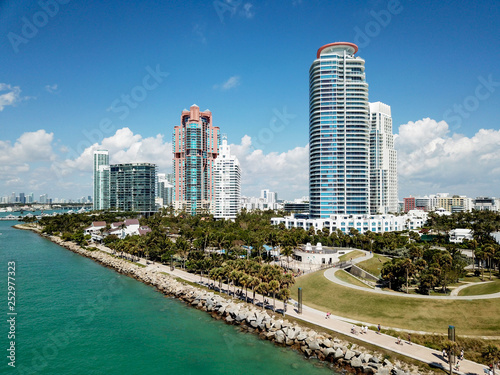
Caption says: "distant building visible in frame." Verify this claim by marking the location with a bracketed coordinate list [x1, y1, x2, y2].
[241, 189, 282, 211]
[93, 150, 110, 210]
[369, 102, 398, 214]
[404, 197, 416, 213]
[156, 173, 173, 207]
[474, 197, 499, 211]
[283, 202, 309, 213]
[173, 105, 220, 215]
[214, 135, 241, 220]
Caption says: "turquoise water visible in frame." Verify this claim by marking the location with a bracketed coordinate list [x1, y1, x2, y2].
[0, 222, 335, 374]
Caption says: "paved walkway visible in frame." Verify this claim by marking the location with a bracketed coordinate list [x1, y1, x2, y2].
[93, 244, 489, 374]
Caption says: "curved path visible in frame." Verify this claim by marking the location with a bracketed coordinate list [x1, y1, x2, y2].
[325, 250, 500, 300]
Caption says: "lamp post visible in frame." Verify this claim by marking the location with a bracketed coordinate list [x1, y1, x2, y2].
[170, 255, 174, 271]
[298, 287, 302, 314]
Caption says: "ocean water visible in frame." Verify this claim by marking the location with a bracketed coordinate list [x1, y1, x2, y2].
[0, 221, 336, 375]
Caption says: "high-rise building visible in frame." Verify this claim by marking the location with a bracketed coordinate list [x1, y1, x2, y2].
[109, 163, 156, 213]
[93, 150, 109, 210]
[173, 105, 220, 215]
[156, 173, 174, 207]
[309, 42, 370, 218]
[214, 135, 241, 220]
[369, 102, 398, 214]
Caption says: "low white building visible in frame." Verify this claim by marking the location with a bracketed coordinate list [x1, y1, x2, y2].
[449, 228, 473, 243]
[271, 210, 428, 234]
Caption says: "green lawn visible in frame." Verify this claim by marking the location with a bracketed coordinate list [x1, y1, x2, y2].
[291, 270, 500, 336]
[335, 270, 372, 288]
[356, 254, 390, 277]
[458, 280, 500, 296]
[338, 250, 365, 262]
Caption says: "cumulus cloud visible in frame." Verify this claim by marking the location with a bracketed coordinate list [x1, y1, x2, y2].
[57, 127, 172, 175]
[396, 118, 500, 197]
[231, 135, 309, 198]
[214, 76, 241, 91]
[0, 83, 23, 111]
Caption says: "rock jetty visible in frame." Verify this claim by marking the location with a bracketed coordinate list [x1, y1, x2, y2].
[27, 229, 424, 375]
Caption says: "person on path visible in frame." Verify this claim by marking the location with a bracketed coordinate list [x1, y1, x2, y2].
[377, 324, 381, 334]
[397, 336, 402, 345]
[442, 349, 447, 359]
[407, 333, 412, 345]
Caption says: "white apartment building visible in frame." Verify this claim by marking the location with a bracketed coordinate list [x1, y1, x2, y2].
[271, 210, 428, 234]
[369, 102, 398, 214]
[214, 136, 241, 220]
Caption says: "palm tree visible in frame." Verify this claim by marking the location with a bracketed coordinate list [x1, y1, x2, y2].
[239, 274, 250, 303]
[268, 279, 280, 311]
[482, 344, 500, 375]
[484, 245, 497, 280]
[281, 245, 294, 270]
[248, 276, 260, 305]
[476, 249, 486, 281]
[256, 282, 269, 310]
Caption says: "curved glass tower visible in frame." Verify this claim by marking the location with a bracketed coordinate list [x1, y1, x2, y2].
[309, 42, 370, 218]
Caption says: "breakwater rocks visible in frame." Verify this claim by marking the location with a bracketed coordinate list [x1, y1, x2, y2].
[29, 230, 422, 375]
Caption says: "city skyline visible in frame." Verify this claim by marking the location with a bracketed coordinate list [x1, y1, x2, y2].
[1, 0, 499, 200]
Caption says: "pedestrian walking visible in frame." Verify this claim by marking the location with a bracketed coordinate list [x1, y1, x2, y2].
[397, 336, 402, 345]
[442, 349, 447, 359]
[407, 333, 412, 345]
[460, 349, 464, 360]
[377, 324, 381, 334]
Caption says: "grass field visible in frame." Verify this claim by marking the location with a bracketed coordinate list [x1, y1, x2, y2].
[356, 254, 390, 277]
[458, 280, 500, 296]
[338, 250, 365, 262]
[291, 270, 500, 336]
[335, 270, 372, 288]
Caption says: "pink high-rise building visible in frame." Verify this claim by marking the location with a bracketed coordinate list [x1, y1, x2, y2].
[173, 105, 220, 215]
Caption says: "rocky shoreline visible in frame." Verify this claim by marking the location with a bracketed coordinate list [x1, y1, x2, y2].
[16, 224, 427, 375]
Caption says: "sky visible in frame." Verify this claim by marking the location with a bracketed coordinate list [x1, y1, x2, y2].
[1, 0, 499, 201]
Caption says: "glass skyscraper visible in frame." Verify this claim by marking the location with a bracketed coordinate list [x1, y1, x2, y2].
[309, 42, 370, 218]
[109, 163, 156, 213]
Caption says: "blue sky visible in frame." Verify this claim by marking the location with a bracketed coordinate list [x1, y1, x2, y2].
[1, 0, 499, 201]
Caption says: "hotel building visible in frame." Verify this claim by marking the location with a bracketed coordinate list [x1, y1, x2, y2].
[93, 150, 110, 210]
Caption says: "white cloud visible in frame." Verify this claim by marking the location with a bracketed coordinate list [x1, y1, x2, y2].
[0, 83, 23, 111]
[214, 76, 241, 91]
[45, 84, 58, 93]
[231, 135, 309, 199]
[396, 118, 500, 197]
[57, 127, 172, 175]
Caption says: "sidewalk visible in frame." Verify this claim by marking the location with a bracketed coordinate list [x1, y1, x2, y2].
[95, 244, 487, 374]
